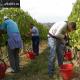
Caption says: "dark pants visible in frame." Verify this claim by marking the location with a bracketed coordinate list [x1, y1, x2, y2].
[32, 36, 39, 56]
[8, 46, 20, 72]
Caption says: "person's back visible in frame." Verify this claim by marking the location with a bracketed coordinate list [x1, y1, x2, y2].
[1, 17, 23, 49]
[31, 26, 39, 36]
[0, 16, 23, 73]
[3, 19, 19, 37]
[49, 21, 67, 39]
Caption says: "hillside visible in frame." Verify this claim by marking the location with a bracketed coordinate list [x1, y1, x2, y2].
[42, 22, 54, 29]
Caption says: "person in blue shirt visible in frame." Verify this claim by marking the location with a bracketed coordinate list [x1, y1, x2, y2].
[28, 23, 40, 56]
[0, 16, 23, 73]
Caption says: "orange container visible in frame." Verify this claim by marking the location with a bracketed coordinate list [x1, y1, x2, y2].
[60, 64, 73, 80]
[64, 51, 72, 61]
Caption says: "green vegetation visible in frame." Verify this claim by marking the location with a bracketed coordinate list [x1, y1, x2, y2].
[5, 47, 61, 80]
[0, 8, 48, 46]
[1, 1, 80, 79]
[68, 0, 80, 47]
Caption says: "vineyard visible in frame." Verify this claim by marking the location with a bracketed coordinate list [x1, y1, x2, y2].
[0, 8, 48, 46]
[68, 0, 80, 48]
[0, 0, 80, 80]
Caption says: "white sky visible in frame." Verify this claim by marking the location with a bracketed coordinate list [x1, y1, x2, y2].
[20, 0, 76, 23]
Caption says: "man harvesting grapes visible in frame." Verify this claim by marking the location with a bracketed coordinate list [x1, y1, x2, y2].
[48, 21, 76, 77]
[0, 16, 23, 73]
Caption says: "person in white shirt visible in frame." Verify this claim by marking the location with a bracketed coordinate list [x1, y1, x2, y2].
[48, 21, 76, 77]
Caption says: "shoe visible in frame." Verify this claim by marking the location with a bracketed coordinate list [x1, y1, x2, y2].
[48, 72, 54, 78]
[49, 74, 53, 78]
[48, 71, 56, 78]
[6, 67, 15, 73]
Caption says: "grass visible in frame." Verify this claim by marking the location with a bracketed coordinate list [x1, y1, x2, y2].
[1, 40, 80, 80]
[4, 44, 62, 80]
[5, 48, 49, 80]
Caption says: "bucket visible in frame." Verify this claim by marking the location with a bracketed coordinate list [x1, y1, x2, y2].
[25, 51, 36, 60]
[0, 59, 7, 79]
[64, 51, 72, 61]
[60, 64, 73, 80]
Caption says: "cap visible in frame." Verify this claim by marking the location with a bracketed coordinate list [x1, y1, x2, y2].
[4, 16, 9, 20]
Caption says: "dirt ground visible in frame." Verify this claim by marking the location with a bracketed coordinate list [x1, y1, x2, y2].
[1, 40, 80, 80]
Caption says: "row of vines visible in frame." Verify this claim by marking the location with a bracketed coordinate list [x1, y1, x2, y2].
[68, 0, 80, 48]
[0, 8, 48, 46]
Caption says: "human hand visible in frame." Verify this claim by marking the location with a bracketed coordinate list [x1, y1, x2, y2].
[25, 33, 31, 38]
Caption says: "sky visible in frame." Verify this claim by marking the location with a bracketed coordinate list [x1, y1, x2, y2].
[20, 0, 76, 23]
